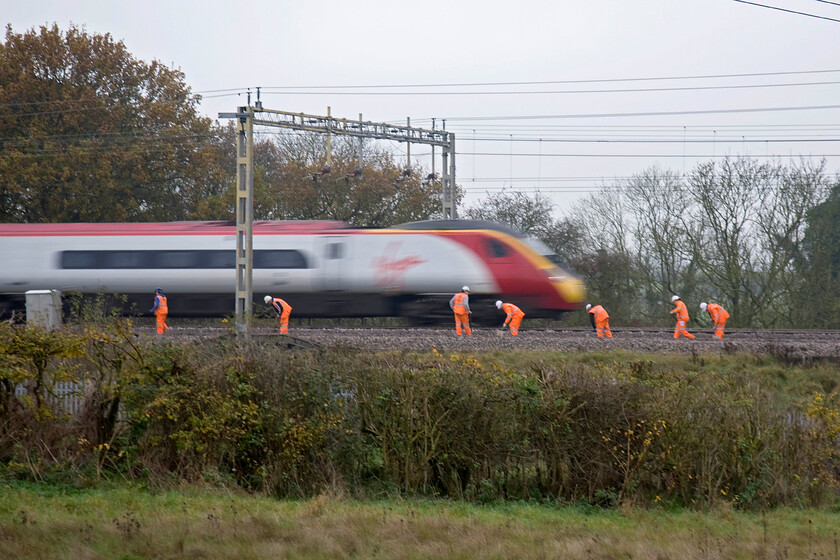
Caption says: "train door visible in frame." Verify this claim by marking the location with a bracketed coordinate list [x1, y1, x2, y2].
[317, 236, 350, 291]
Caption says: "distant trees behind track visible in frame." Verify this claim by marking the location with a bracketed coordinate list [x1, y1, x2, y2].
[0, 25, 447, 226]
[467, 158, 840, 329]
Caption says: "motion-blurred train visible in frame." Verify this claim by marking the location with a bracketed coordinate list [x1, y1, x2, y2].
[0, 219, 585, 323]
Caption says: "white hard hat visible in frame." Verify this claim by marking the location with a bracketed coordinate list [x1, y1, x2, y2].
[585, 304, 592, 312]
[496, 300, 502, 309]
[700, 302, 708, 311]
[462, 286, 470, 292]
[671, 295, 680, 303]
[264, 295, 272, 304]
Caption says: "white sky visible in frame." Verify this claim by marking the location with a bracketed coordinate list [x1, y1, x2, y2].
[4, 0, 840, 216]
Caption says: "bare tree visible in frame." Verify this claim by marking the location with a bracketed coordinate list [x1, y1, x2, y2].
[463, 190, 555, 237]
[622, 167, 695, 312]
[753, 159, 830, 326]
[685, 158, 776, 326]
[567, 186, 642, 324]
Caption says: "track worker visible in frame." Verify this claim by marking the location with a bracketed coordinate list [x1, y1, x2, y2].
[449, 286, 472, 336]
[265, 295, 292, 335]
[700, 301, 730, 340]
[669, 295, 695, 339]
[496, 300, 525, 336]
[150, 287, 168, 334]
[585, 303, 612, 338]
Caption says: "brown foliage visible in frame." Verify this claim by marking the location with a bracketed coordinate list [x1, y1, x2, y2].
[0, 24, 230, 223]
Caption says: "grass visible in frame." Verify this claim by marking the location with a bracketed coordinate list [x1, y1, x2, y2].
[2, 481, 840, 559]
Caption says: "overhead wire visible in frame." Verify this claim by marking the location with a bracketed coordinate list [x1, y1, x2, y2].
[731, 0, 840, 22]
[251, 68, 840, 90]
[256, 80, 840, 96]
[3, 69, 839, 204]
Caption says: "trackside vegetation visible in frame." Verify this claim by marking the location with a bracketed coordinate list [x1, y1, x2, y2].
[3, 321, 840, 512]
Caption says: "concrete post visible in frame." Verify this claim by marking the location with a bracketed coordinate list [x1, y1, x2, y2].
[25, 289, 62, 330]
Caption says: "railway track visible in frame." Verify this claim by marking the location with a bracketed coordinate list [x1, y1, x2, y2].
[132, 324, 840, 359]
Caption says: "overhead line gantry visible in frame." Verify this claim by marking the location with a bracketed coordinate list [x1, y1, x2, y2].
[220, 102, 457, 335]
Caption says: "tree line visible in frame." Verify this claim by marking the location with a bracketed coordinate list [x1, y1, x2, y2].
[0, 24, 447, 225]
[466, 159, 840, 329]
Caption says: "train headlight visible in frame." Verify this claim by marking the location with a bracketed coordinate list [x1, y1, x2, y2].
[543, 268, 569, 282]
[543, 268, 586, 304]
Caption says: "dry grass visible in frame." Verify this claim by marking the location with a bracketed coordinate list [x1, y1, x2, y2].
[2, 482, 840, 559]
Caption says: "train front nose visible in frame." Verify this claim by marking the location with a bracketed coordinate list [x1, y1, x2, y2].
[545, 268, 586, 307]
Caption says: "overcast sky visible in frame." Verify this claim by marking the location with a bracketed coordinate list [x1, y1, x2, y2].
[5, 0, 840, 215]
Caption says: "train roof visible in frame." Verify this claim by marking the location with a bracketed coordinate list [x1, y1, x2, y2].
[0, 221, 350, 236]
[0, 219, 526, 238]
[390, 219, 525, 238]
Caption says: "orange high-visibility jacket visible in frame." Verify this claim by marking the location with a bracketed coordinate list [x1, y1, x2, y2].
[588, 305, 609, 323]
[501, 302, 524, 323]
[671, 300, 689, 322]
[271, 298, 292, 314]
[153, 294, 168, 316]
[706, 303, 729, 323]
[451, 292, 470, 313]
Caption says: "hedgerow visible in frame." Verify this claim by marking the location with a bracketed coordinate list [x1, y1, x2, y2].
[2, 321, 840, 509]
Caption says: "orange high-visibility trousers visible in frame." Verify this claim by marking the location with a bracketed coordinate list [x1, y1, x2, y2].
[155, 311, 168, 334]
[278, 309, 291, 334]
[455, 312, 471, 336]
[674, 320, 695, 339]
[507, 313, 524, 336]
[595, 318, 612, 338]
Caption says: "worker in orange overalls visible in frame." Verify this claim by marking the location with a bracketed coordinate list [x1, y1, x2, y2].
[150, 287, 168, 334]
[669, 295, 695, 339]
[700, 301, 730, 340]
[585, 303, 612, 338]
[265, 295, 292, 334]
[496, 300, 525, 336]
[449, 286, 472, 336]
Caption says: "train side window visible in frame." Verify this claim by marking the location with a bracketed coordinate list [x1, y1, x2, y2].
[484, 238, 509, 258]
[254, 250, 308, 269]
[154, 251, 199, 268]
[326, 243, 344, 260]
[103, 251, 151, 268]
[59, 249, 308, 269]
[61, 251, 99, 269]
[205, 250, 235, 268]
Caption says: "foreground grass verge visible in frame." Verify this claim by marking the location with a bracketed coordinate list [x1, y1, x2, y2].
[2, 481, 840, 560]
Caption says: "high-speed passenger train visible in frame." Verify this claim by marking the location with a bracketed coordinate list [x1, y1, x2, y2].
[0, 219, 585, 323]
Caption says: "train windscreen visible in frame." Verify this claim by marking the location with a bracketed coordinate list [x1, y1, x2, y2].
[523, 237, 572, 269]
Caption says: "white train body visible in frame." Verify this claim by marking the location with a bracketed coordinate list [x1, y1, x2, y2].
[0, 220, 585, 321]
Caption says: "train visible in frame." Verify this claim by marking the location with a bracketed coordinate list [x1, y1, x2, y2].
[0, 219, 586, 323]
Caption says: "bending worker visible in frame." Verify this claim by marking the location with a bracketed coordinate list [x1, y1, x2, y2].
[496, 300, 525, 336]
[669, 295, 695, 339]
[700, 301, 730, 340]
[449, 286, 472, 336]
[585, 303, 612, 338]
[150, 287, 168, 334]
[264, 295, 292, 335]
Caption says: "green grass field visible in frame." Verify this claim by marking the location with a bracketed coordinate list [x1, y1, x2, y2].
[2, 481, 840, 560]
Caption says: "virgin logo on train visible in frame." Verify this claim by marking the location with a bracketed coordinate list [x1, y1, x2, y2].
[373, 242, 426, 286]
